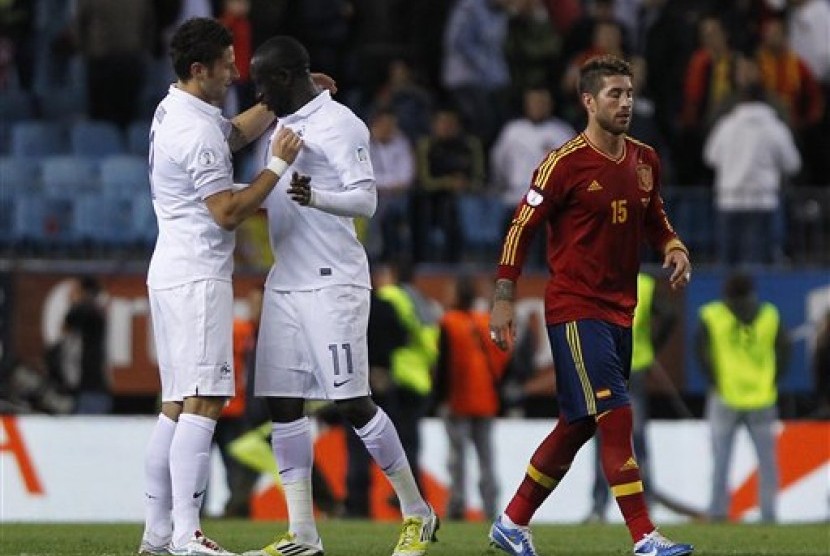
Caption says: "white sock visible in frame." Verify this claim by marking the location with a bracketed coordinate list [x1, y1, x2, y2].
[355, 408, 430, 518]
[501, 513, 521, 528]
[170, 413, 215, 548]
[272, 418, 318, 543]
[142, 413, 176, 546]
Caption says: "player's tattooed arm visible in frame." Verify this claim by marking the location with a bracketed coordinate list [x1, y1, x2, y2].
[493, 279, 515, 302]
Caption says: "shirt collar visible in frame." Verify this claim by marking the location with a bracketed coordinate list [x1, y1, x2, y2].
[281, 90, 330, 124]
[168, 84, 224, 119]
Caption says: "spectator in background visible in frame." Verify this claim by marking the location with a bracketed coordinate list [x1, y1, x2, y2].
[704, 57, 801, 265]
[73, 0, 155, 128]
[679, 15, 741, 185]
[0, 0, 35, 90]
[504, 0, 561, 111]
[218, 0, 254, 115]
[371, 58, 434, 144]
[55, 275, 110, 414]
[786, 0, 830, 86]
[434, 274, 510, 521]
[490, 88, 575, 268]
[413, 107, 485, 263]
[442, 0, 512, 148]
[373, 259, 440, 492]
[756, 13, 825, 184]
[367, 107, 416, 263]
[696, 271, 790, 523]
[560, 19, 627, 125]
[560, 0, 631, 70]
[344, 272, 408, 518]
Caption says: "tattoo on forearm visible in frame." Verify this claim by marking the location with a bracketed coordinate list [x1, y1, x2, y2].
[228, 124, 247, 152]
[494, 279, 515, 302]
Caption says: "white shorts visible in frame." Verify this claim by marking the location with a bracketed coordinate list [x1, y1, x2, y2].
[255, 285, 371, 400]
[148, 279, 235, 402]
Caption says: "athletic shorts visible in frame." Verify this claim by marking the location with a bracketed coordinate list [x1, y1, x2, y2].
[547, 319, 632, 423]
[255, 285, 371, 400]
[148, 279, 235, 402]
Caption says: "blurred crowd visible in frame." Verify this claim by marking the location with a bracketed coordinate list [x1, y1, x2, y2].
[1, 0, 828, 266]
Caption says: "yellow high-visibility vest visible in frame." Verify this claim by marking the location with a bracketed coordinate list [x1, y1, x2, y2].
[378, 284, 438, 395]
[631, 273, 656, 373]
[700, 301, 779, 409]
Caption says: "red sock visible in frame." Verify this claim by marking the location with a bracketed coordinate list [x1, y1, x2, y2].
[597, 405, 654, 542]
[505, 415, 595, 525]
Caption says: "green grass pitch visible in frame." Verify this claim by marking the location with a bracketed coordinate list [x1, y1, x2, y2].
[0, 520, 828, 555]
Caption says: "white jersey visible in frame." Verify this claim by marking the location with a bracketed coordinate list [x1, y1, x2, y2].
[263, 91, 375, 291]
[147, 85, 235, 289]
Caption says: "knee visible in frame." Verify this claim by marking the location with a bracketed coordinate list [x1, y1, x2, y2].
[336, 396, 378, 428]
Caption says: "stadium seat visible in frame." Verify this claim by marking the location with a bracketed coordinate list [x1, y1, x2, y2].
[10, 121, 68, 158]
[11, 195, 75, 248]
[70, 121, 125, 158]
[0, 158, 42, 248]
[0, 157, 41, 196]
[99, 155, 149, 199]
[126, 120, 151, 156]
[0, 90, 37, 123]
[73, 194, 134, 247]
[40, 156, 99, 198]
[37, 86, 87, 122]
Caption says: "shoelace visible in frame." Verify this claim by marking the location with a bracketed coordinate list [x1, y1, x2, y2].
[194, 532, 221, 551]
[396, 518, 421, 548]
[648, 532, 674, 548]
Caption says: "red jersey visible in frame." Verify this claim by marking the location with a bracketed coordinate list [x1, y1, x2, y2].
[497, 133, 685, 327]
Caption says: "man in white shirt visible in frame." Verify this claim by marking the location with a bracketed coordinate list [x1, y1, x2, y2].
[704, 60, 801, 265]
[242, 36, 438, 556]
[367, 107, 415, 261]
[490, 88, 575, 267]
[140, 17, 303, 556]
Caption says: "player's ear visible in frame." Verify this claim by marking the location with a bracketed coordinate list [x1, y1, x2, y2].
[580, 91, 594, 113]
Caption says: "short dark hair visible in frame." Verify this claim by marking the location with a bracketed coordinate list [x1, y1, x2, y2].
[578, 55, 632, 97]
[724, 271, 755, 300]
[252, 35, 310, 79]
[169, 18, 233, 81]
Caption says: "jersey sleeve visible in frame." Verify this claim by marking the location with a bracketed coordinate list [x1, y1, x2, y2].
[643, 149, 687, 256]
[326, 116, 375, 189]
[496, 150, 569, 281]
[184, 121, 234, 200]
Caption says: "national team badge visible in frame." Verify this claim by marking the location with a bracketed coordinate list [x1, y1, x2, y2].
[636, 164, 653, 192]
[526, 188, 544, 207]
[198, 148, 217, 167]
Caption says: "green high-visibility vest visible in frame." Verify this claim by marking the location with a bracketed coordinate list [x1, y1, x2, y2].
[699, 300, 779, 410]
[631, 273, 656, 373]
[377, 284, 438, 395]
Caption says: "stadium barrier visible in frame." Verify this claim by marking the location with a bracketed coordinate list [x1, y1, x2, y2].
[2, 415, 828, 524]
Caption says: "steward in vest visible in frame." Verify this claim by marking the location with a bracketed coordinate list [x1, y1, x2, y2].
[373, 260, 440, 487]
[696, 271, 790, 523]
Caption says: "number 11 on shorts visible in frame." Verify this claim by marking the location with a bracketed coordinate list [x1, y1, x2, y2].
[328, 343, 354, 376]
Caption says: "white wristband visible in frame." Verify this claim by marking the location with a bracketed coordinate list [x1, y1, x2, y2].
[266, 156, 289, 177]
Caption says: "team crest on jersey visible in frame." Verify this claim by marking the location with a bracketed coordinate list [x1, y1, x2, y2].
[198, 148, 217, 167]
[636, 164, 653, 192]
[526, 188, 544, 207]
[356, 146, 369, 162]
